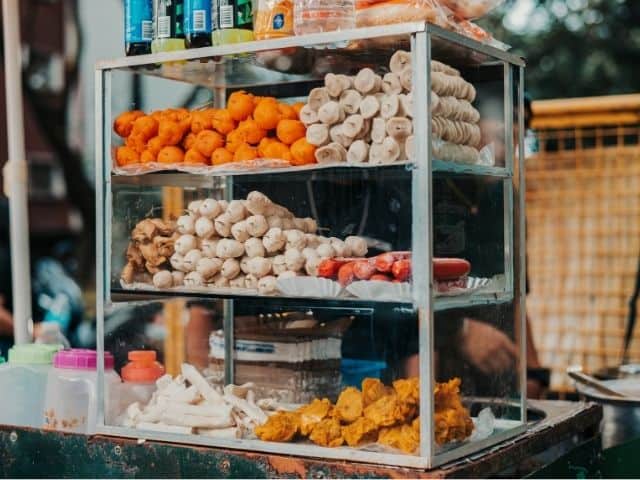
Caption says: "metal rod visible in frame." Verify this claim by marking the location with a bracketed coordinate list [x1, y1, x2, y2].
[2, 0, 32, 344]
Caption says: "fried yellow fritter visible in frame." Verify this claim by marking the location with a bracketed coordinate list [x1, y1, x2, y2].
[309, 418, 344, 447]
[255, 411, 300, 442]
[297, 398, 333, 436]
[342, 417, 378, 447]
[335, 387, 363, 424]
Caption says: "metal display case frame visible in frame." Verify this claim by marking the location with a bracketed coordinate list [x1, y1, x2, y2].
[95, 22, 526, 469]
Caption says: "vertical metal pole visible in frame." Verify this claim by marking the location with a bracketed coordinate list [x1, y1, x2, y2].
[95, 67, 106, 428]
[2, 0, 32, 344]
[412, 29, 434, 466]
[504, 63, 514, 296]
[517, 65, 528, 424]
[214, 83, 234, 385]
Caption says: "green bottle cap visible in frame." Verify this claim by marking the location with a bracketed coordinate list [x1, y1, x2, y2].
[8, 344, 63, 365]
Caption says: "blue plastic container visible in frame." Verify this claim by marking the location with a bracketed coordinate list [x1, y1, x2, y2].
[341, 358, 387, 387]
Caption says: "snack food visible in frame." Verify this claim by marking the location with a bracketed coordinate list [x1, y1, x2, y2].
[254, 0, 294, 40]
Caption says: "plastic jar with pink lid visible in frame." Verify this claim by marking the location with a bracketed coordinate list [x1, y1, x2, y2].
[115, 350, 165, 422]
[43, 349, 121, 434]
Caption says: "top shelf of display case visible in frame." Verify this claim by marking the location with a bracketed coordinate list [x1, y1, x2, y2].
[96, 23, 524, 89]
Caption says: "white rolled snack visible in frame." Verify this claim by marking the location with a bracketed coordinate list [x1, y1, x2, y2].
[380, 94, 406, 119]
[316, 243, 336, 259]
[196, 257, 223, 279]
[181, 363, 224, 403]
[303, 218, 318, 234]
[369, 137, 401, 164]
[278, 270, 298, 280]
[210, 273, 229, 288]
[389, 50, 411, 74]
[175, 234, 198, 256]
[354, 68, 382, 95]
[214, 213, 233, 237]
[240, 256, 251, 274]
[184, 271, 204, 286]
[386, 117, 413, 140]
[318, 101, 344, 125]
[195, 217, 216, 239]
[325, 73, 349, 98]
[306, 123, 330, 146]
[371, 117, 387, 144]
[315, 142, 346, 164]
[170, 253, 185, 272]
[263, 227, 286, 253]
[229, 274, 246, 288]
[200, 238, 219, 258]
[226, 200, 248, 223]
[330, 238, 350, 257]
[339, 89, 362, 115]
[400, 93, 413, 118]
[216, 239, 245, 259]
[382, 72, 402, 95]
[430, 71, 476, 102]
[347, 140, 369, 164]
[329, 124, 352, 149]
[245, 191, 272, 215]
[359, 95, 380, 119]
[231, 220, 250, 243]
[266, 215, 284, 229]
[257, 275, 278, 295]
[307, 87, 330, 111]
[171, 271, 185, 286]
[182, 249, 203, 272]
[245, 215, 269, 237]
[220, 258, 241, 279]
[153, 270, 173, 289]
[247, 257, 272, 278]
[284, 248, 305, 271]
[284, 229, 306, 250]
[271, 254, 287, 275]
[244, 237, 266, 258]
[187, 200, 202, 215]
[345, 236, 368, 257]
[299, 104, 318, 125]
[199, 198, 222, 219]
[244, 274, 259, 289]
[305, 256, 321, 276]
[177, 214, 196, 235]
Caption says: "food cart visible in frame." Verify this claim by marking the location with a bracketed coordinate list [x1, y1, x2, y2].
[94, 22, 529, 469]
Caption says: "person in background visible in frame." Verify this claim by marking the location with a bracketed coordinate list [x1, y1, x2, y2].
[0, 198, 14, 355]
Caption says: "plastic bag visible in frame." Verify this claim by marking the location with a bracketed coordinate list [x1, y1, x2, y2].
[253, 0, 294, 40]
[356, 0, 449, 28]
[437, 0, 505, 20]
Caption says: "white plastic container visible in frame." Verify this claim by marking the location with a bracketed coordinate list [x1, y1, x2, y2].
[293, 0, 355, 35]
[0, 344, 62, 429]
[44, 349, 120, 434]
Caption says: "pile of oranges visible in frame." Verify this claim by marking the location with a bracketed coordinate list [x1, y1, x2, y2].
[113, 91, 317, 168]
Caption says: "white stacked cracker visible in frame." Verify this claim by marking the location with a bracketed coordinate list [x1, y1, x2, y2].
[151, 191, 368, 295]
[301, 50, 483, 166]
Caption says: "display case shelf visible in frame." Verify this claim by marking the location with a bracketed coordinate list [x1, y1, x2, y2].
[432, 160, 511, 178]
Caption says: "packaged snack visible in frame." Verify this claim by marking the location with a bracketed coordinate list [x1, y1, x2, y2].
[437, 0, 504, 20]
[254, 0, 294, 39]
[355, 0, 446, 27]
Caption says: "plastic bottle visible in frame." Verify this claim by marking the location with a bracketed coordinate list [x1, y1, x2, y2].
[152, 0, 186, 53]
[212, 0, 254, 45]
[125, 0, 154, 56]
[293, 0, 355, 35]
[0, 344, 62, 429]
[184, 0, 213, 48]
[116, 350, 165, 420]
[44, 349, 121, 434]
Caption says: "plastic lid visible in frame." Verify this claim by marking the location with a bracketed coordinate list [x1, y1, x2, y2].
[8, 343, 63, 365]
[53, 349, 114, 370]
[121, 350, 165, 383]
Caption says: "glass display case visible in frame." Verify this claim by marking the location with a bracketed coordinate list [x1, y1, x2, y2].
[95, 22, 526, 469]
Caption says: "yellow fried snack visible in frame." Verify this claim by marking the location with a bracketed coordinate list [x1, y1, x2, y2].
[334, 387, 363, 424]
[412, 416, 420, 434]
[378, 424, 420, 454]
[433, 377, 474, 445]
[309, 418, 344, 447]
[362, 378, 392, 407]
[255, 411, 300, 442]
[393, 377, 419, 406]
[297, 398, 333, 436]
[342, 417, 378, 447]
[363, 394, 401, 427]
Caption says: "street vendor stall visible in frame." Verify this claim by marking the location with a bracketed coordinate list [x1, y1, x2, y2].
[95, 22, 527, 469]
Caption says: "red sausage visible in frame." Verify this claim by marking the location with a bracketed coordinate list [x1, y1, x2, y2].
[391, 259, 412, 281]
[433, 258, 471, 280]
[353, 260, 377, 280]
[318, 259, 346, 279]
[370, 273, 392, 282]
[375, 253, 396, 272]
[338, 263, 356, 286]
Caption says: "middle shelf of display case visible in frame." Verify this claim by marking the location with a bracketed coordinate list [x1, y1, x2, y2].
[110, 287, 513, 312]
[110, 160, 511, 187]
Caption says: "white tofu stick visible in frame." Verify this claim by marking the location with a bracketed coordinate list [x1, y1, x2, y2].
[223, 393, 268, 425]
[197, 427, 241, 439]
[182, 363, 224, 404]
[165, 403, 233, 419]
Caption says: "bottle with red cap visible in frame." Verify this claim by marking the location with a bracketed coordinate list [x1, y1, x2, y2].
[43, 349, 121, 434]
[117, 350, 165, 418]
